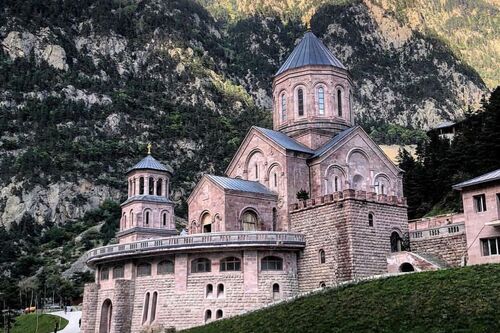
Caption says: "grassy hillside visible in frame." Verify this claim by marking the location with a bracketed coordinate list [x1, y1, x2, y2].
[1, 313, 68, 333]
[184, 264, 500, 333]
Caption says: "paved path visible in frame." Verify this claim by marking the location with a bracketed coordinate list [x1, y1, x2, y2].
[50, 310, 81, 333]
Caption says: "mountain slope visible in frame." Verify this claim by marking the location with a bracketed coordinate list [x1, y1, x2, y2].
[0, 0, 489, 227]
[184, 264, 500, 333]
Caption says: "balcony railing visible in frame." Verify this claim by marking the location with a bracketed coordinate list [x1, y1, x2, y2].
[409, 223, 465, 240]
[85, 231, 306, 265]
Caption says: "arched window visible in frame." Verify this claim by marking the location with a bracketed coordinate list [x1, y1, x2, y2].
[220, 257, 241, 271]
[142, 292, 150, 324]
[137, 263, 152, 277]
[297, 88, 304, 116]
[205, 309, 212, 323]
[368, 213, 374, 227]
[122, 213, 127, 229]
[318, 87, 325, 115]
[261, 256, 283, 271]
[162, 212, 167, 227]
[113, 266, 124, 279]
[242, 210, 258, 231]
[337, 89, 342, 117]
[130, 210, 134, 226]
[145, 211, 150, 226]
[400, 263, 415, 272]
[254, 163, 259, 179]
[216, 309, 223, 319]
[139, 177, 144, 195]
[390, 232, 402, 252]
[281, 93, 287, 122]
[202, 213, 212, 233]
[129, 179, 132, 196]
[191, 258, 211, 273]
[100, 267, 109, 281]
[99, 299, 112, 333]
[206, 284, 213, 298]
[274, 173, 278, 187]
[334, 176, 339, 192]
[217, 284, 224, 298]
[319, 249, 326, 264]
[133, 178, 136, 195]
[150, 292, 158, 323]
[156, 178, 163, 196]
[149, 177, 154, 195]
[157, 260, 174, 274]
[272, 283, 280, 299]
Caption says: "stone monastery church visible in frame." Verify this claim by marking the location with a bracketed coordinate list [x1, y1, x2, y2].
[81, 32, 441, 333]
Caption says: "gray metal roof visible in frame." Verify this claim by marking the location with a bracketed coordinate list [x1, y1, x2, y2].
[310, 126, 357, 159]
[254, 126, 315, 154]
[206, 175, 276, 196]
[453, 169, 500, 190]
[127, 155, 174, 174]
[434, 121, 456, 130]
[121, 195, 173, 206]
[275, 32, 346, 76]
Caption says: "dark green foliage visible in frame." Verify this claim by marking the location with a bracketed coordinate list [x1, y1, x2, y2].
[185, 264, 500, 333]
[296, 189, 309, 201]
[400, 87, 500, 219]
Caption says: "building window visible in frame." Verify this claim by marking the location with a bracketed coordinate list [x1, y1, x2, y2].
[113, 266, 124, 279]
[149, 177, 154, 195]
[274, 173, 278, 187]
[157, 178, 163, 196]
[157, 260, 174, 274]
[319, 282, 326, 288]
[481, 237, 500, 256]
[334, 176, 339, 192]
[474, 194, 487, 212]
[139, 177, 144, 195]
[205, 309, 212, 323]
[206, 284, 214, 298]
[318, 87, 325, 115]
[145, 211, 150, 225]
[281, 94, 287, 122]
[319, 249, 326, 264]
[137, 263, 152, 277]
[150, 292, 158, 323]
[272, 208, 277, 232]
[272, 283, 280, 299]
[100, 267, 109, 281]
[162, 212, 167, 226]
[297, 88, 304, 116]
[337, 89, 342, 117]
[130, 210, 134, 225]
[142, 292, 150, 324]
[216, 309, 223, 319]
[202, 213, 212, 233]
[192, 258, 211, 273]
[261, 256, 283, 271]
[390, 232, 402, 252]
[368, 213, 374, 227]
[220, 257, 241, 271]
[99, 299, 112, 333]
[217, 284, 224, 298]
[242, 210, 258, 231]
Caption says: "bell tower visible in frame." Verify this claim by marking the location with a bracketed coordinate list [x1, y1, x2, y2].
[272, 32, 354, 150]
[117, 145, 177, 243]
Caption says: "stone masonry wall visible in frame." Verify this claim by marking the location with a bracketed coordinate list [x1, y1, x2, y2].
[411, 233, 467, 267]
[81, 283, 98, 333]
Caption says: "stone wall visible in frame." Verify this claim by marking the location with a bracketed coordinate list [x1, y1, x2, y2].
[81, 283, 98, 333]
[411, 233, 467, 267]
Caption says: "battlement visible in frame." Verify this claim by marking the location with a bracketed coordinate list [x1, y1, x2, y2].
[289, 189, 407, 212]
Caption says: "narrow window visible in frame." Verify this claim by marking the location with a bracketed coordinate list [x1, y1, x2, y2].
[216, 309, 223, 319]
[242, 210, 258, 231]
[217, 284, 224, 298]
[156, 178, 163, 196]
[192, 258, 211, 273]
[130, 210, 134, 225]
[206, 284, 214, 298]
[142, 292, 150, 324]
[122, 213, 127, 229]
[162, 213, 167, 227]
[272, 208, 277, 231]
[318, 87, 325, 115]
[145, 211, 150, 225]
[137, 263, 152, 277]
[274, 173, 278, 187]
[157, 260, 174, 274]
[297, 88, 304, 116]
[474, 194, 487, 212]
[334, 176, 339, 192]
[368, 213, 374, 227]
[281, 94, 287, 122]
[139, 177, 144, 195]
[255, 164, 258, 179]
[202, 213, 212, 233]
[205, 309, 212, 323]
[337, 89, 342, 117]
[113, 266, 124, 279]
[149, 177, 154, 195]
[150, 292, 158, 323]
[390, 232, 402, 252]
[272, 283, 280, 299]
[220, 257, 241, 271]
[261, 256, 283, 271]
[100, 267, 109, 281]
[133, 178, 136, 195]
[319, 249, 326, 264]
[381, 184, 385, 195]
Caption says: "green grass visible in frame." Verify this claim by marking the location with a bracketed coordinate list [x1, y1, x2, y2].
[2, 313, 68, 333]
[184, 264, 500, 333]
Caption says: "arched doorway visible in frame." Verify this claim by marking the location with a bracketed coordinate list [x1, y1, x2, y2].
[390, 231, 402, 252]
[400, 263, 415, 272]
[99, 299, 112, 333]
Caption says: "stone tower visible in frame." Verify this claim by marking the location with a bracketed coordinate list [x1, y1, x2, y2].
[273, 32, 354, 150]
[117, 151, 177, 243]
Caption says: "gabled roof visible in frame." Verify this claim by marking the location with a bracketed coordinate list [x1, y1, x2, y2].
[310, 126, 358, 159]
[206, 175, 276, 196]
[275, 32, 346, 76]
[253, 126, 314, 154]
[453, 169, 500, 190]
[127, 155, 174, 174]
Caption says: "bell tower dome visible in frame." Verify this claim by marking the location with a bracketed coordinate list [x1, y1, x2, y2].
[272, 32, 354, 150]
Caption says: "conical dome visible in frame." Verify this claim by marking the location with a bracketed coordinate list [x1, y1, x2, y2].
[275, 32, 346, 76]
[127, 155, 174, 174]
